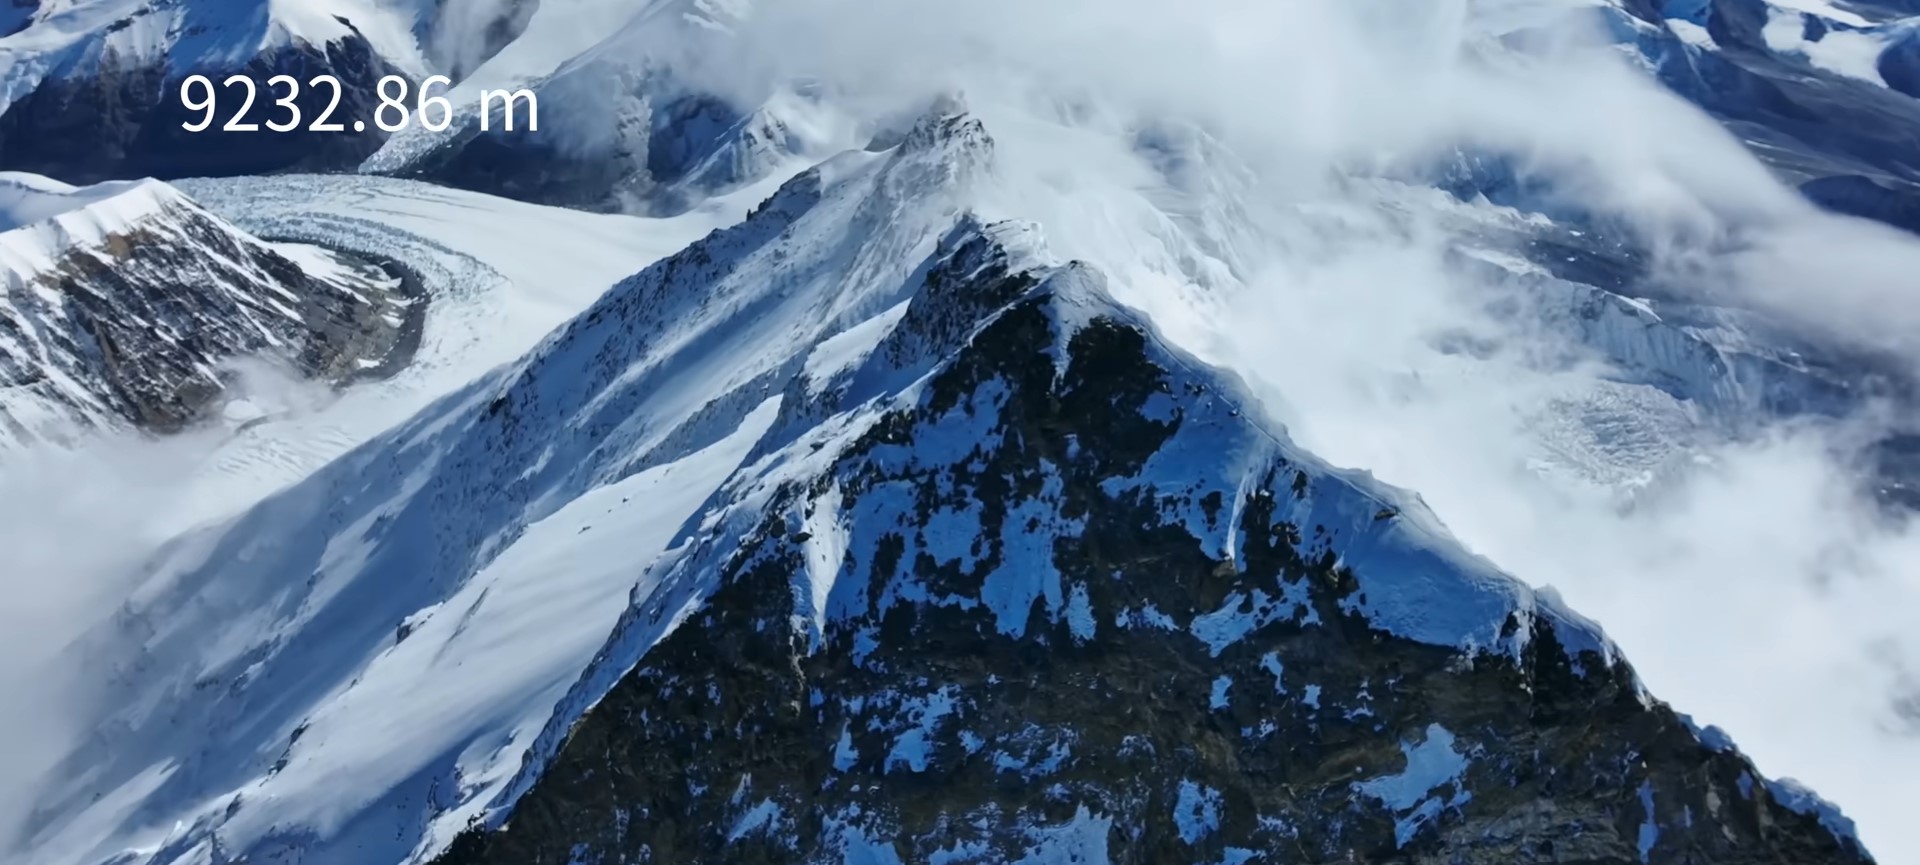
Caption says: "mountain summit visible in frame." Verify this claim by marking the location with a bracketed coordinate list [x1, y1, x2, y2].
[0, 171, 410, 449]
[14, 105, 1877, 865]
[5, 1, 1918, 863]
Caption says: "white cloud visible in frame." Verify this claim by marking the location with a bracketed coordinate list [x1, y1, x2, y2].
[0, 431, 213, 849]
[10, 0, 1920, 860]
[635, 1, 1920, 858]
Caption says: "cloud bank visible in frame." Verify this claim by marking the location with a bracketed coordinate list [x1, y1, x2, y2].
[7, 0, 1919, 860]
[640, 0, 1920, 857]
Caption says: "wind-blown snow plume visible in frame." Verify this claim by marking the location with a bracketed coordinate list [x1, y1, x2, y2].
[0, 431, 218, 850]
[617, 0, 1920, 857]
[6, 0, 1920, 861]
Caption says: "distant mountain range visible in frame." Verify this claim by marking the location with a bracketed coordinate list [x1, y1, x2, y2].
[2, 0, 1916, 863]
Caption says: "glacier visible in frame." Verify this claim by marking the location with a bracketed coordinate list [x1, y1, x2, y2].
[2, 0, 1918, 862]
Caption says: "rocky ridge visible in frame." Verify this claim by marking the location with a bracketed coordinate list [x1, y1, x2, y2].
[10, 100, 1882, 865]
[420, 115, 1873, 863]
[0, 172, 412, 448]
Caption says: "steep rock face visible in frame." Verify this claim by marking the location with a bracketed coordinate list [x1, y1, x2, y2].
[11, 106, 990, 865]
[432, 229, 1872, 863]
[0, 173, 409, 446]
[1801, 173, 1920, 236]
[1649, 0, 1920, 186]
[1883, 28, 1920, 98]
[0, 0, 420, 183]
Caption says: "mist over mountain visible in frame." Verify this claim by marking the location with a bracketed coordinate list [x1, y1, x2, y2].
[2, 0, 1918, 863]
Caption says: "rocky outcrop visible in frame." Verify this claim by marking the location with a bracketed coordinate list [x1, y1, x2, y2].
[0, 39, 404, 184]
[429, 221, 1873, 863]
[17, 103, 1877, 865]
[1801, 174, 1920, 237]
[0, 175, 412, 446]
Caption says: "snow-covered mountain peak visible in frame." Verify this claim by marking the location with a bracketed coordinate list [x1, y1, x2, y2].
[0, 171, 410, 449]
[0, 0, 438, 182]
[432, 192, 1859, 864]
[5, 67, 1897, 859]
[897, 93, 990, 155]
[0, 171, 185, 271]
[894, 223, 1622, 660]
[5, 104, 1004, 865]
[1, 171, 171, 227]
[362, 0, 805, 214]
[6, 0, 1920, 858]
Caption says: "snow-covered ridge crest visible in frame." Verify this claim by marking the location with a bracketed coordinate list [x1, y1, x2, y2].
[1, 171, 185, 274]
[431, 184, 1873, 863]
[1, 171, 160, 224]
[0, 171, 406, 450]
[9, 100, 998, 865]
[551, 209, 1621, 695]
[1, 0, 435, 184]
[0, 0, 427, 91]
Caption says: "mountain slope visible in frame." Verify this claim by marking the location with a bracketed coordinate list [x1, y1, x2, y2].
[151, 170, 764, 512]
[10, 100, 1880, 865]
[431, 203, 1870, 865]
[1588, 0, 1920, 231]
[0, 0, 445, 182]
[9, 103, 989, 865]
[0, 171, 409, 449]
[367, 0, 805, 214]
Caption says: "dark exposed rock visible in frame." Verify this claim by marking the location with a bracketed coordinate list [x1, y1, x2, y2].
[0, 187, 414, 442]
[1881, 30, 1920, 100]
[1680, 0, 1920, 188]
[1462, 0, 1920, 242]
[0, 37, 402, 185]
[1801, 174, 1920, 237]
[427, 229, 1872, 864]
